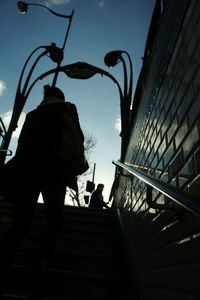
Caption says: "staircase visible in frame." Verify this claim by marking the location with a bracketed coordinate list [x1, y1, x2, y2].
[0, 200, 132, 300]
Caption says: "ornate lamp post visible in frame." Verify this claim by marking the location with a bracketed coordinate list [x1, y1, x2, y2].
[66, 51, 133, 161]
[64, 52, 133, 162]
[17, 1, 74, 86]
[0, 2, 74, 168]
[104, 50, 133, 160]
[27, 56, 133, 162]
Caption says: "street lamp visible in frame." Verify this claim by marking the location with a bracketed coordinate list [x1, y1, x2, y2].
[66, 54, 133, 162]
[25, 59, 132, 161]
[0, 49, 133, 165]
[17, 1, 74, 87]
[0, 43, 63, 168]
[0, 3, 74, 168]
[104, 50, 133, 159]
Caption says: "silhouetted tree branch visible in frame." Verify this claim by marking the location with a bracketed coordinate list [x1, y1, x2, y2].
[65, 133, 96, 206]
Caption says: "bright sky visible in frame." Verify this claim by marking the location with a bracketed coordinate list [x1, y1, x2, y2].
[0, 0, 156, 205]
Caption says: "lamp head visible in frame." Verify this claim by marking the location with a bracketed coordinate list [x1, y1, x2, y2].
[46, 43, 64, 63]
[64, 62, 98, 79]
[104, 50, 124, 68]
[17, 1, 28, 14]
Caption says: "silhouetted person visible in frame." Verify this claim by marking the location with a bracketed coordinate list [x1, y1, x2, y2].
[0, 85, 85, 295]
[89, 183, 109, 209]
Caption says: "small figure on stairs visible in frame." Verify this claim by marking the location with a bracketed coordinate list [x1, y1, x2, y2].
[89, 183, 109, 209]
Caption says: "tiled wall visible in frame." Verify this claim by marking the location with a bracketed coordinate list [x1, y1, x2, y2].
[116, 0, 200, 210]
[114, 1, 200, 299]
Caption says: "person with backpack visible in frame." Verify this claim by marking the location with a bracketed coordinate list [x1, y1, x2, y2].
[0, 85, 88, 295]
[89, 183, 109, 209]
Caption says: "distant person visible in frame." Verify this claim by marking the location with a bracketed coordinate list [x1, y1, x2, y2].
[89, 184, 109, 209]
[0, 85, 86, 295]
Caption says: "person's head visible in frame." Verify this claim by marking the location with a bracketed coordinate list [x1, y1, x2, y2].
[43, 85, 65, 100]
[97, 184, 104, 191]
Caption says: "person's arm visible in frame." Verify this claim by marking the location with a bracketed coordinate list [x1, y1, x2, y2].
[70, 103, 85, 142]
[102, 198, 109, 208]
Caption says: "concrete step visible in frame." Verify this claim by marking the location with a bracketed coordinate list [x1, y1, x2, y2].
[2, 264, 116, 300]
[12, 246, 113, 274]
[0, 204, 114, 240]
[19, 231, 113, 251]
[0, 203, 131, 299]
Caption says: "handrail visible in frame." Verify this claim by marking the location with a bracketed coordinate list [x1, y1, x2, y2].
[113, 160, 200, 217]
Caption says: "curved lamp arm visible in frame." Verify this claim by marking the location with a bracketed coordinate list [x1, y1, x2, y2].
[17, 2, 73, 20]
[17, 2, 74, 87]
[12, 43, 63, 133]
[123, 51, 133, 102]
[118, 54, 128, 98]
[51, 9, 74, 86]
[25, 61, 123, 102]
[0, 45, 56, 167]
[104, 50, 133, 161]
[12, 46, 52, 134]
[104, 50, 133, 104]
[25, 61, 127, 161]
[0, 117, 6, 137]
[21, 49, 49, 96]
[16, 46, 47, 94]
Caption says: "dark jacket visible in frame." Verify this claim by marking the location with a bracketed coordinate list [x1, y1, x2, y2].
[89, 190, 108, 209]
[4, 100, 84, 190]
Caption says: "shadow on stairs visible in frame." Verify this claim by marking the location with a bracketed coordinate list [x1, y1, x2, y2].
[0, 203, 132, 300]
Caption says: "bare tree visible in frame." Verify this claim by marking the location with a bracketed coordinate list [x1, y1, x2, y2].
[65, 133, 96, 206]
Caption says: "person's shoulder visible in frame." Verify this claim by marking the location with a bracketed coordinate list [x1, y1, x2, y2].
[92, 190, 98, 196]
[65, 102, 77, 109]
[64, 102, 78, 115]
[37, 101, 66, 112]
[25, 108, 38, 118]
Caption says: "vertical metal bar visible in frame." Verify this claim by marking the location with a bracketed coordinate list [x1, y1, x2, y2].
[51, 9, 74, 87]
[92, 163, 96, 182]
[146, 185, 153, 207]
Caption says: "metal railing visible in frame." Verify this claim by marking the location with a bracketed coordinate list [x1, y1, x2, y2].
[113, 160, 200, 217]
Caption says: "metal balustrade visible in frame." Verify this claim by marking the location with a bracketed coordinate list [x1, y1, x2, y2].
[113, 160, 200, 217]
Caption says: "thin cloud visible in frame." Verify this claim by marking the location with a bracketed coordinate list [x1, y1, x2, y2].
[0, 80, 7, 97]
[43, 0, 71, 7]
[97, 0, 106, 8]
[98, 0, 105, 8]
[115, 115, 121, 133]
[1, 111, 26, 139]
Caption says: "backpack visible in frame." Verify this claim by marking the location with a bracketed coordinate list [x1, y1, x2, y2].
[59, 103, 89, 175]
